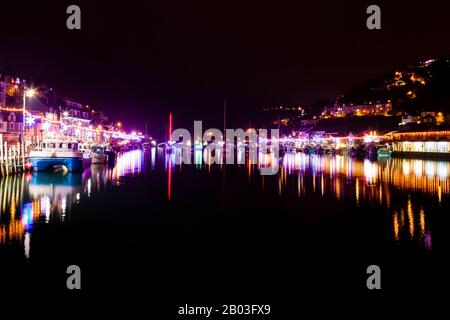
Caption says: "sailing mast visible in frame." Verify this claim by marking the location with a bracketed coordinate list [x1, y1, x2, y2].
[223, 99, 226, 137]
[168, 112, 173, 142]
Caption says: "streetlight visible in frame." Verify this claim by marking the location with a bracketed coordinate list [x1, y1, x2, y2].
[22, 88, 35, 169]
[23, 88, 35, 136]
[25, 88, 35, 97]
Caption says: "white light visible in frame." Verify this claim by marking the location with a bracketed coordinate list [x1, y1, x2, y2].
[25, 89, 35, 97]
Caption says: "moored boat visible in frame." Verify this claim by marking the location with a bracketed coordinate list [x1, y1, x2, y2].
[77, 142, 93, 167]
[303, 146, 315, 155]
[91, 145, 108, 164]
[377, 144, 392, 157]
[28, 140, 86, 172]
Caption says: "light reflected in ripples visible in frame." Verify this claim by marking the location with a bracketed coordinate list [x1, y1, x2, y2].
[161, 151, 446, 250]
[276, 153, 446, 250]
[0, 151, 143, 251]
[113, 150, 144, 180]
[279, 153, 450, 195]
[2, 150, 446, 257]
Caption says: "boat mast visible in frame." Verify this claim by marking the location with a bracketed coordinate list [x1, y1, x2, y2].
[168, 112, 173, 142]
[223, 99, 226, 140]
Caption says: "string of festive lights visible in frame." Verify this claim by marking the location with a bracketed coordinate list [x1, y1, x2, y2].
[0, 106, 143, 140]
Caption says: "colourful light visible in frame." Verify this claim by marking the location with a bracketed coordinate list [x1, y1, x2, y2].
[25, 116, 35, 126]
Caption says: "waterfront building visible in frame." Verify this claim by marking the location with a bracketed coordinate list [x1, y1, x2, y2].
[0, 73, 138, 148]
[60, 98, 92, 141]
[392, 126, 450, 158]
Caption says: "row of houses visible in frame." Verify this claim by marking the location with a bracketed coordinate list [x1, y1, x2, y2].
[0, 73, 114, 144]
[322, 102, 393, 118]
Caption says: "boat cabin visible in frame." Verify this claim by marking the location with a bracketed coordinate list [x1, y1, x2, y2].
[38, 141, 79, 150]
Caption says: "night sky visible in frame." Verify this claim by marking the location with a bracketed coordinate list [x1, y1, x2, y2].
[2, 0, 450, 137]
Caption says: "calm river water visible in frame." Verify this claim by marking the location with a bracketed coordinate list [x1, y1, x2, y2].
[0, 148, 448, 297]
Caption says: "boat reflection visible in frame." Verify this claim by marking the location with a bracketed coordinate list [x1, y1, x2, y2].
[0, 150, 144, 255]
[1, 149, 447, 259]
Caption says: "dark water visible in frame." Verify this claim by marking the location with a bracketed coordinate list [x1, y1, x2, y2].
[1, 148, 449, 305]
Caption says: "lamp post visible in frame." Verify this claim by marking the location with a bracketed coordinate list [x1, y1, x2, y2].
[22, 88, 35, 131]
[22, 88, 35, 165]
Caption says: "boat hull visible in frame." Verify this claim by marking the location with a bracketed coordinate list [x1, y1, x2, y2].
[303, 147, 315, 155]
[29, 157, 84, 172]
[377, 150, 392, 157]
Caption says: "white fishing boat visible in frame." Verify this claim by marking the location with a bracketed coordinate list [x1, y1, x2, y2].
[91, 145, 108, 164]
[78, 142, 109, 165]
[77, 142, 94, 167]
[28, 140, 89, 172]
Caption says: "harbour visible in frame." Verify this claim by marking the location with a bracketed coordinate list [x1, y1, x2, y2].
[1, 149, 448, 257]
[3, 0, 450, 309]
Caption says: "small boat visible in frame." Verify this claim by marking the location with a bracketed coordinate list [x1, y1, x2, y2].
[303, 146, 315, 155]
[377, 144, 392, 157]
[77, 142, 94, 166]
[28, 140, 87, 172]
[91, 145, 108, 164]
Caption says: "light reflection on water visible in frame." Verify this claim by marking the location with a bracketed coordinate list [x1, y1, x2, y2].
[166, 151, 448, 251]
[0, 149, 448, 258]
[278, 153, 450, 195]
[275, 153, 447, 250]
[0, 151, 144, 255]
